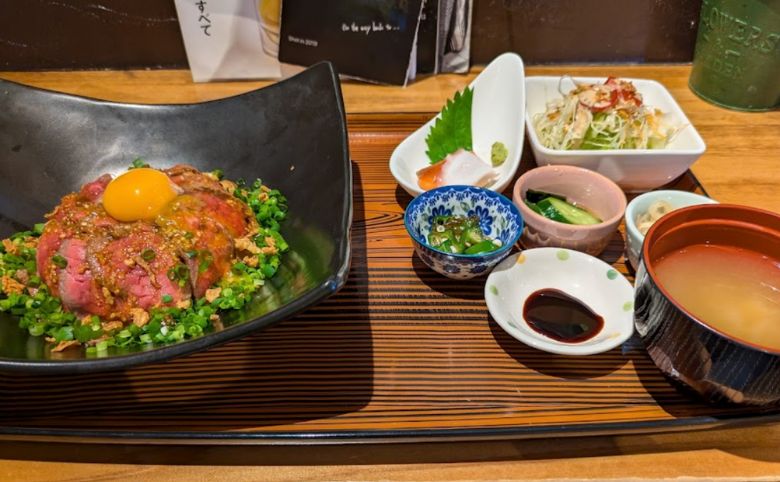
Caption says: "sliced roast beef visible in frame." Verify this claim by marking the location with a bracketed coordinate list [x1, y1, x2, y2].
[159, 195, 234, 298]
[79, 174, 112, 202]
[190, 191, 251, 238]
[36, 227, 64, 291]
[164, 165, 254, 237]
[56, 239, 113, 317]
[34, 165, 264, 326]
[165, 164, 224, 193]
[37, 189, 119, 289]
[98, 226, 190, 313]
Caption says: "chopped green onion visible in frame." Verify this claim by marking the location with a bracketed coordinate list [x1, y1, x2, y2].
[51, 254, 68, 269]
[198, 250, 213, 273]
[141, 249, 156, 262]
[130, 158, 150, 169]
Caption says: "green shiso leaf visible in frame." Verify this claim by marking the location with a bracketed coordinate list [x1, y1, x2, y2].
[425, 87, 473, 164]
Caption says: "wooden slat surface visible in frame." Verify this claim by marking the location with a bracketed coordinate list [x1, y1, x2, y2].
[0, 118, 774, 440]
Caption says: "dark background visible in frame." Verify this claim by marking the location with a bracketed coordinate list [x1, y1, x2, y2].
[0, 0, 702, 70]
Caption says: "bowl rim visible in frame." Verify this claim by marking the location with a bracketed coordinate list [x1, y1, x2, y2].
[524, 75, 706, 156]
[513, 165, 627, 231]
[641, 203, 780, 356]
[403, 185, 524, 259]
[624, 189, 718, 245]
[486, 248, 635, 356]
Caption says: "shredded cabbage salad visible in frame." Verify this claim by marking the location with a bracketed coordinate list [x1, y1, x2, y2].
[534, 77, 680, 151]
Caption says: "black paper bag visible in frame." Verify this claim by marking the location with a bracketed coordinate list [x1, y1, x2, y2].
[279, 0, 424, 85]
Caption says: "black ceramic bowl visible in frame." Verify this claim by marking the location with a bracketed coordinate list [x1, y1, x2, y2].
[0, 62, 351, 373]
[635, 204, 780, 405]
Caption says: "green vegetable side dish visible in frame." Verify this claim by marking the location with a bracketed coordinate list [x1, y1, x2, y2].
[525, 190, 602, 225]
[427, 215, 501, 255]
[0, 163, 289, 355]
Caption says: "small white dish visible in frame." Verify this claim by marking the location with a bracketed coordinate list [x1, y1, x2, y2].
[525, 76, 706, 192]
[485, 248, 634, 356]
[390, 52, 526, 197]
[624, 190, 718, 270]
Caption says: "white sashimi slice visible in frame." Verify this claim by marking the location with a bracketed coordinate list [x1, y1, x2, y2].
[416, 149, 498, 191]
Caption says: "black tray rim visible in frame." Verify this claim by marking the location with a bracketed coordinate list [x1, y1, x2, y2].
[1, 411, 779, 445]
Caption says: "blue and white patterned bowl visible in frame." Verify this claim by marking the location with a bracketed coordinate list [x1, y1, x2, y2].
[404, 185, 523, 279]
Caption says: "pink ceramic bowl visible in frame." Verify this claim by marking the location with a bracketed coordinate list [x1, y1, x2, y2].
[512, 165, 627, 256]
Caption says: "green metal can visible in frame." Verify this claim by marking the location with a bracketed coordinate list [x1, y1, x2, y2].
[689, 0, 780, 111]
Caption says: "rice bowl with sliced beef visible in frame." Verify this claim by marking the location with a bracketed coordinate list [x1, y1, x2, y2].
[0, 162, 289, 354]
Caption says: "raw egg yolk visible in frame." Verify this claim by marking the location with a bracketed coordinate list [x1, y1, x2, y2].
[103, 168, 178, 222]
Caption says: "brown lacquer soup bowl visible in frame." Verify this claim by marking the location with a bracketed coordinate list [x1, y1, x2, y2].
[635, 204, 780, 405]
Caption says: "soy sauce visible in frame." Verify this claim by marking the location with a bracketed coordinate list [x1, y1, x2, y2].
[523, 289, 604, 343]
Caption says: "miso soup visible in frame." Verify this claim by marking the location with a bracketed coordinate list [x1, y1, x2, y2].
[654, 244, 780, 351]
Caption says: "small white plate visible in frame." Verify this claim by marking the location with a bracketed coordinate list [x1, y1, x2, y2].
[485, 248, 634, 356]
[390, 52, 526, 197]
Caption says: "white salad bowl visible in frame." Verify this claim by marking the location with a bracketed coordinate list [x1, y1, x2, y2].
[525, 76, 706, 192]
[485, 248, 634, 356]
[624, 189, 717, 270]
[390, 52, 526, 197]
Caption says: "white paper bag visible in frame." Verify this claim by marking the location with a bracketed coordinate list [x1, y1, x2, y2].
[174, 0, 282, 82]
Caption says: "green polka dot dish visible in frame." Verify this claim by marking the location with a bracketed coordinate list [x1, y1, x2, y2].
[485, 248, 634, 356]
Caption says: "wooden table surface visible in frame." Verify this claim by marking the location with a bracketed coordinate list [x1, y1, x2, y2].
[0, 65, 779, 481]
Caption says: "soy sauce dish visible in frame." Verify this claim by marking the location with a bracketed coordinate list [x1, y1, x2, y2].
[486, 248, 634, 356]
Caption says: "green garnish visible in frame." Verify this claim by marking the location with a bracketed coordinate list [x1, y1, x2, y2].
[129, 158, 150, 170]
[141, 249, 156, 262]
[211, 169, 224, 180]
[51, 254, 68, 269]
[491, 141, 508, 166]
[425, 87, 473, 164]
[427, 215, 500, 255]
[198, 250, 214, 273]
[161, 294, 173, 303]
[168, 263, 190, 287]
